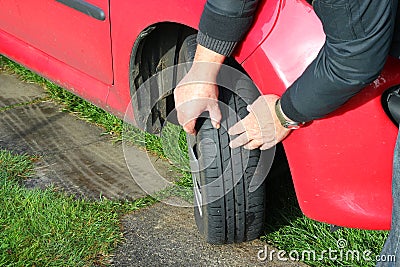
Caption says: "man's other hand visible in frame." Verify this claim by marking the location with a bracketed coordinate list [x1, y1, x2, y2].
[228, 95, 291, 150]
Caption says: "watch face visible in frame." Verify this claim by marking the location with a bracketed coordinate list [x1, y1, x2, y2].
[284, 121, 305, 130]
[286, 124, 301, 130]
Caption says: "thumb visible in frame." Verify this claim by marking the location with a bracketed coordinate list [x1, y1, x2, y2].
[208, 103, 222, 129]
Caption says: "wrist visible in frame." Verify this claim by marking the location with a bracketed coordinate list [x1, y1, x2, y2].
[275, 98, 305, 129]
[194, 44, 226, 64]
[182, 44, 226, 84]
[186, 63, 218, 83]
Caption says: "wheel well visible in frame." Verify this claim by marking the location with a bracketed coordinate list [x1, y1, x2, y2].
[129, 23, 293, 197]
[129, 22, 196, 134]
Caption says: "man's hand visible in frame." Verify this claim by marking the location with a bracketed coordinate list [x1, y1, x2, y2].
[174, 70, 221, 135]
[174, 44, 226, 135]
[228, 95, 291, 150]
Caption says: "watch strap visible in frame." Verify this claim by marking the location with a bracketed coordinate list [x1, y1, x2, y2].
[275, 99, 305, 129]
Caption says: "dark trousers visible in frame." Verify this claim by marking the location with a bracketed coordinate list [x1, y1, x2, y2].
[378, 1, 400, 266]
[376, 131, 400, 266]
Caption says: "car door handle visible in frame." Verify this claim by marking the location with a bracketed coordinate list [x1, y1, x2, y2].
[56, 0, 106, 21]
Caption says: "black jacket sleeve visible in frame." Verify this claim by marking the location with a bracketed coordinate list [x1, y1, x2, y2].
[197, 0, 259, 56]
[280, 0, 398, 122]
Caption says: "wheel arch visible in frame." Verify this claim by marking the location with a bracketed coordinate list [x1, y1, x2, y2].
[129, 22, 196, 133]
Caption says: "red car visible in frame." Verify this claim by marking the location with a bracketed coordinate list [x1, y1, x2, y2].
[1, 0, 399, 244]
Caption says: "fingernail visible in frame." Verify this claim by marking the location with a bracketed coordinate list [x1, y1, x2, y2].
[216, 123, 220, 129]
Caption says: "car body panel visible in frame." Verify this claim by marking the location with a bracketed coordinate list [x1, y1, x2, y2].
[0, 0, 113, 85]
[0, 0, 397, 230]
[0, 27, 110, 108]
[242, 0, 399, 229]
[106, 0, 281, 118]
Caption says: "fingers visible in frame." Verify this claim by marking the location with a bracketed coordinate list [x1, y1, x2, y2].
[177, 104, 221, 135]
[228, 115, 251, 148]
[176, 107, 195, 135]
[229, 132, 250, 149]
[243, 139, 264, 150]
[228, 120, 246, 136]
[183, 119, 197, 135]
[228, 110, 276, 150]
[228, 94, 291, 150]
[208, 102, 222, 129]
[174, 79, 220, 135]
[260, 142, 275, 151]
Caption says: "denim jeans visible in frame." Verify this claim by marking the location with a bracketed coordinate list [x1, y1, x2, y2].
[377, 130, 400, 266]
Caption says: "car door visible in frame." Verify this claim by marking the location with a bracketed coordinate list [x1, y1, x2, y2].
[0, 0, 113, 85]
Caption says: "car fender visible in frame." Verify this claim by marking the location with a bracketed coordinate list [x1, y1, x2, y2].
[242, 0, 400, 229]
[107, 0, 281, 118]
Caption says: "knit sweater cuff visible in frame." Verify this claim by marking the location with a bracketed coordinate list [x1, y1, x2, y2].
[280, 93, 311, 123]
[196, 31, 237, 57]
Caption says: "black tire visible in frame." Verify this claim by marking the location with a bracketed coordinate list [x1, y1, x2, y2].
[181, 35, 268, 244]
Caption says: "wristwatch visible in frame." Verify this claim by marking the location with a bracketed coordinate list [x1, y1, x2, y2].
[275, 99, 305, 129]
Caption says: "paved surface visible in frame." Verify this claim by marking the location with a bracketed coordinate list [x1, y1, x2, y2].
[111, 201, 307, 267]
[0, 72, 47, 107]
[0, 71, 308, 266]
[0, 72, 175, 200]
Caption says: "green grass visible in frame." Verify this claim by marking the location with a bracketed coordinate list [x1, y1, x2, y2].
[261, 149, 389, 267]
[0, 56, 124, 136]
[263, 218, 388, 266]
[0, 150, 156, 267]
[122, 122, 193, 202]
[263, 197, 388, 267]
[0, 55, 391, 266]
